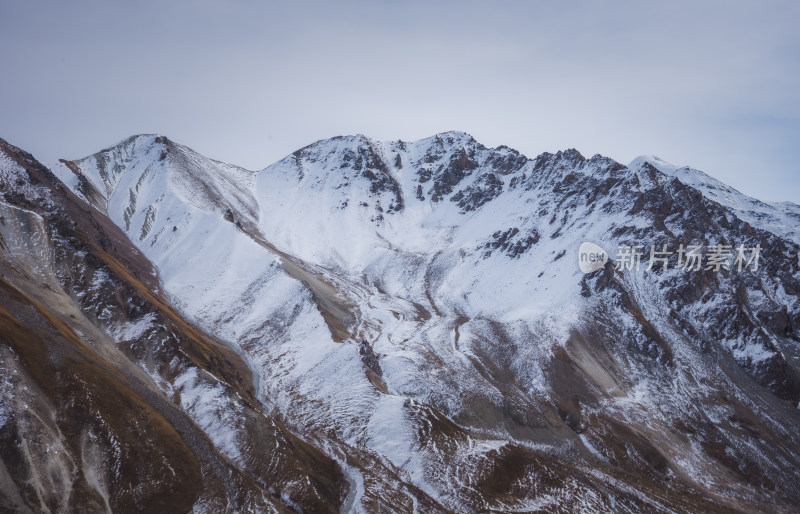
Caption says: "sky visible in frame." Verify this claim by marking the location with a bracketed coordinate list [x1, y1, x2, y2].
[1, 0, 799, 202]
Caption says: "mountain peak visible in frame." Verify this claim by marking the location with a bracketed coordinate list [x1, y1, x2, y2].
[96, 133, 166, 153]
[629, 154, 800, 245]
[420, 130, 477, 148]
[628, 154, 674, 170]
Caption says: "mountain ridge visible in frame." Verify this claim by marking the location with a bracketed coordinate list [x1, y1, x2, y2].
[1, 132, 800, 512]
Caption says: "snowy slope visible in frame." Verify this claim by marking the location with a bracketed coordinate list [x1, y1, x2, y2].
[39, 132, 800, 512]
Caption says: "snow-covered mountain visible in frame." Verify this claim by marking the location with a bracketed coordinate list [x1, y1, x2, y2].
[629, 155, 800, 246]
[2, 132, 800, 512]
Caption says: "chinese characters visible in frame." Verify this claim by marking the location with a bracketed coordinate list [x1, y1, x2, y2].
[615, 243, 761, 272]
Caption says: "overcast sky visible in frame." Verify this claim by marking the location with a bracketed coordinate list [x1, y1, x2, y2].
[2, 0, 798, 202]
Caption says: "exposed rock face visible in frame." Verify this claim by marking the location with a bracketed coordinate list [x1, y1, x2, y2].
[1, 131, 799, 512]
